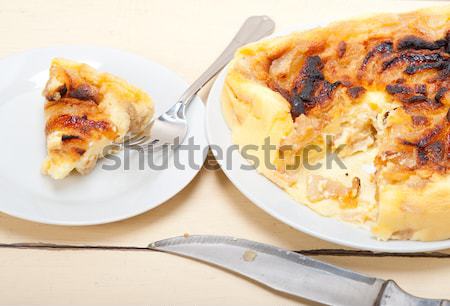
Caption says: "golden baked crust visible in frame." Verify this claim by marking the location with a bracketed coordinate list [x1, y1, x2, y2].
[42, 58, 154, 179]
[222, 6, 450, 241]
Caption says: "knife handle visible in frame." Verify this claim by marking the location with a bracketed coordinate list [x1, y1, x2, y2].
[376, 280, 449, 306]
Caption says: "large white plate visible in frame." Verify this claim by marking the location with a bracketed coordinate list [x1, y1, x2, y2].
[206, 65, 450, 253]
[0, 46, 208, 225]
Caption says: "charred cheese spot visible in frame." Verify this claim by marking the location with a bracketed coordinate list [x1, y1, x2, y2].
[435, 87, 448, 104]
[74, 148, 86, 156]
[411, 115, 429, 126]
[46, 114, 114, 137]
[415, 84, 427, 95]
[385, 83, 430, 104]
[347, 86, 366, 99]
[401, 121, 449, 170]
[360, 41, 394, 72]
[382, 51, 448, 75]
[337, 41, 347, 58]
[45, 84, 67, 101]
[385, 82, 443, 108]
[397, 35, 447, 51]
[68, 84, 99, 102]
[282, 56, 341, 118]
[417, 124, 443, 148]
[386, 83, 411, 95]
[61, 134, 81, 142]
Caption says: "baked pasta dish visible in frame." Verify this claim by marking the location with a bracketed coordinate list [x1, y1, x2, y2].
[42, 58, 154, 179]
[222, 6, 450, 241]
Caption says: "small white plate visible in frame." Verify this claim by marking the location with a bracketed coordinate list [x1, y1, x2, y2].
[206, 69, 450, 254]
[0, 46, 208, 225]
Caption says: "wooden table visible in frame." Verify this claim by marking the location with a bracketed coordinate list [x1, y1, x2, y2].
[0, 0, 449, 305]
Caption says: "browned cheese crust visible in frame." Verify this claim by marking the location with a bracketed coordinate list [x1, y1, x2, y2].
[222, 6, 450, 241]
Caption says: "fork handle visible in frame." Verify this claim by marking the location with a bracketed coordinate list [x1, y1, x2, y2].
[178, 15, 275, 105]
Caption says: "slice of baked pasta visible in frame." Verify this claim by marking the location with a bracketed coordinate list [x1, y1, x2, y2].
[42, 58, 154, 179]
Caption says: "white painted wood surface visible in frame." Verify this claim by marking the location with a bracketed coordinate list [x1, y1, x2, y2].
[0, 0, 448, 305]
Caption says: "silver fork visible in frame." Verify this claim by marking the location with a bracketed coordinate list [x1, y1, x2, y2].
[119, 15, 275, 150]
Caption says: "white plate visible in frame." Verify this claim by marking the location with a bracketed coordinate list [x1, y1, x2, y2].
[206, 66, 450, 253]
[0, 46, 208, 225]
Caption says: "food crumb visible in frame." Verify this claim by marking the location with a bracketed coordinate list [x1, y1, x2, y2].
[243, 250, 257, 262]
[183, 233, 190, 238]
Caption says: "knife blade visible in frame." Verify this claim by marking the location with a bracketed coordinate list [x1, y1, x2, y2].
[149, 235, 449, 306]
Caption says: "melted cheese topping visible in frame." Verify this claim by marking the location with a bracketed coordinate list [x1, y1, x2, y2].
[222, 6, 450, 241]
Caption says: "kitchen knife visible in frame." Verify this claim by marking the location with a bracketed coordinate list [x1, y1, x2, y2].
[149, 235, 449, 306]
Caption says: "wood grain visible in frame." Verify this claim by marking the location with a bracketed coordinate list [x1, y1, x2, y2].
[0, 248, 448, 306]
